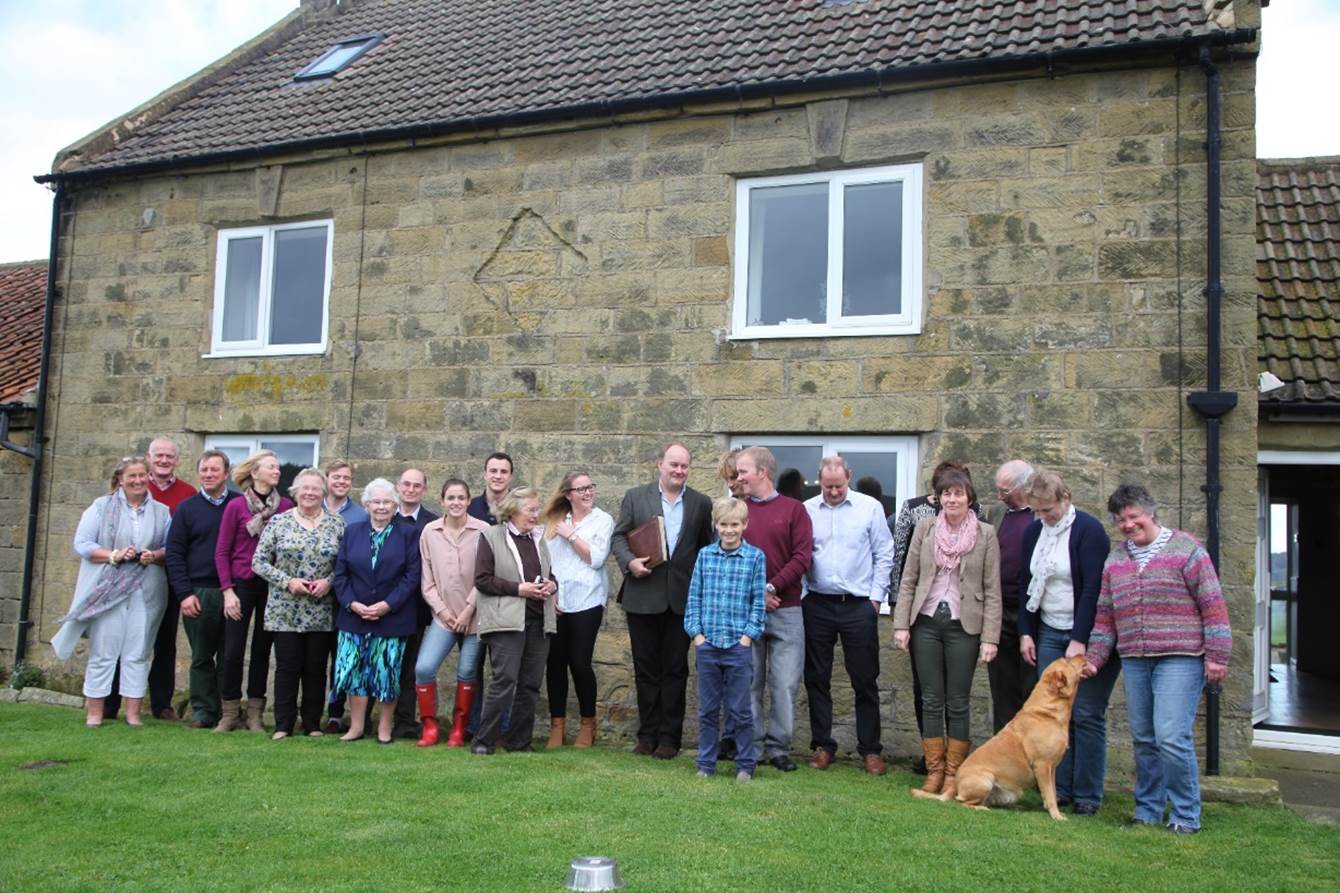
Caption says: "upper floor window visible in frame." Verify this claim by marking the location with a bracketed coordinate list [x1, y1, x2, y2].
[731, 163, 922, 339]
[295, 34, 383, 80]
[209, 220, 332, 357]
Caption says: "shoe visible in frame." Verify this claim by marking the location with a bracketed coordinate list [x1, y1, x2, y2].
[155, 707, 179, 721]
[736, 770, 753, 784]
[446, 683, 477, 748]
[339, 730, 366, 742]
[245, 698, 267, 733]
[916, 739, 946, 794]
[185, 719, 209, 729]
[768, 754, 798, 772]
[271, 731, 289, 741]
[415, 684, 439, 747]
[696, 769, 714, 778]
[912, 755, 928, 776]
[504, 742, 535, 753]
[652, 745, 679, 760]
[1123, 818, 1158, 829]
[632, 741, 655, 756]
[1167, 823, 1201, 835]
[863, 754, 888, 776]
[471, 742, 495, 756]
[547, 717, 567, 750]
[717, 739, 737, 762]
[942, 739, 971, 799]
[808, 750, 834, 770]
[1073, 803, 1100, 817]
[574, 717, 597, 748]
[393, 721, 423, 740]
[324, 718, 342, 733]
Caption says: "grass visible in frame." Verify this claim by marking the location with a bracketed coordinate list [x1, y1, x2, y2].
[2, 702, 1337, 893]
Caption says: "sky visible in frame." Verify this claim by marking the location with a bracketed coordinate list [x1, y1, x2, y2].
[0, 0, 1337, 264]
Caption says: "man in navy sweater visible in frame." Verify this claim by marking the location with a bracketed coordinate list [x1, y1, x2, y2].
[164, 450, 240, 728]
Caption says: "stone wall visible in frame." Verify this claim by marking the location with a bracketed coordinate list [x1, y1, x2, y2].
[0, 417, 34, 668]
[34, 56, 1258, 772]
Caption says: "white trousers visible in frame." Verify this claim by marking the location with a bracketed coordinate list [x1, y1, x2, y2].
[83, 587, 164, 699]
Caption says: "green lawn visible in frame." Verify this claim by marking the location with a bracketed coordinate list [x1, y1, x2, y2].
[2, 702, 1336, 892]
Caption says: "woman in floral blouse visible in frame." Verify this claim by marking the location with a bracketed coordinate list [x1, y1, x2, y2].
[252, 468, 346, 740]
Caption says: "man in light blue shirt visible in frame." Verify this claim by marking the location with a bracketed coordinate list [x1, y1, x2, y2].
[802, 455, 895, 775]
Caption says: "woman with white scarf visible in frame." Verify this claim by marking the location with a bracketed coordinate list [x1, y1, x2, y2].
[471, 487, 557, 755]
[53, 456, 170, 727]
[893, 468, 1001, 798]
[1017, 468, 1113, 816]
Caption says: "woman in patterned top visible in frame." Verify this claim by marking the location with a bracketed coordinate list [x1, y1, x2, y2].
[1084, 483, 1231, 835]
[252, 468, 345, 740]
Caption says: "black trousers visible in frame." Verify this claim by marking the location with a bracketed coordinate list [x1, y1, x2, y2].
[547, 605, 603, 718]
[221, 576, 272, 701]
[147, 594, 180, 714]
[478, 612, 549, 749]
[626, 608, 690, 750]
[987, 606, 1036, 733]
[272, 631, 332, 734]
[393, 626, 425, 732]
[803, 593, 882, 756]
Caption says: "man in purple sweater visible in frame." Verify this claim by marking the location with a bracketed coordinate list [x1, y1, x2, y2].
[735, 446, 813, 772]
[986, 459, 1037, 732]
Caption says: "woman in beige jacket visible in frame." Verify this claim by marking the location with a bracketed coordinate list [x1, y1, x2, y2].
[893, 468, 1001, 797]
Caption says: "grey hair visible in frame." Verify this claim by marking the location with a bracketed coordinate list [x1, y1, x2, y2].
[288, 467, 328, 498]
[818, 454, 851, 477]
[361, 477, 401, 508]
[1107, 482, 1158, 520]
[998, 459, 1034, 489]
[495, 486, 541, 522]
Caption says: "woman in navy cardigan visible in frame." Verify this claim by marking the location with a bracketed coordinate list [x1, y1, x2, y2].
[333, 478, 422, 744]
[1018, 468, 1113, 815]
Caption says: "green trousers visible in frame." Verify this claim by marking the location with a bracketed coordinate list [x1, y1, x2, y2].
[910, 601, 979, 740]
[182, 587, 225, 725]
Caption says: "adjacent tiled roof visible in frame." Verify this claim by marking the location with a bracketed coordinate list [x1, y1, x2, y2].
[60, 0, 1241, 176]
[1258, 159, 1340, 406]
[0, 262, 46, 405]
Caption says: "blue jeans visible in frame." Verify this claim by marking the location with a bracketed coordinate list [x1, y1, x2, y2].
[751, 606, 804, 761]
[414, 622, 482, 685]
[696, 642, 756, 775]
[1036, 623, 1120, 808]
[1122, 655, 1206, 828]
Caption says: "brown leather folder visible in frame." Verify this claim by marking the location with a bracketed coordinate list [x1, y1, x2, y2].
[626, 515, 668, 570]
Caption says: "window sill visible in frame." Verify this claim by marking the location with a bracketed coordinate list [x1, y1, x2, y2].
[203, 345, 327, 359]
[729, 324, 920, 340]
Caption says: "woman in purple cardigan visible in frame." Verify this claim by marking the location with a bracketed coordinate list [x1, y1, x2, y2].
[1017, 468, 1112, 816]
[1084, 483, 1231, 835]
[213, 450, 293, 733]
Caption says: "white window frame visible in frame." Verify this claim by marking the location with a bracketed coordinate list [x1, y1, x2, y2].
[207, 220, 334, 358]
[731, 163, 923, 340]
[204, 434, 321, 468]
[727, 434, 919, 508]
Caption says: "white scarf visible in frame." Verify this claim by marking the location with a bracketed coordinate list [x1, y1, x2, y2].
[1025, 504, 1077, 614]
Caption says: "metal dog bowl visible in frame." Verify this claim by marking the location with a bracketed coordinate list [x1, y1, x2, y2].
[565, 856, 626, 891]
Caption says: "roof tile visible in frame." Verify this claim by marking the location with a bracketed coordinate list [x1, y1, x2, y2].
[0, 262, 46, 405]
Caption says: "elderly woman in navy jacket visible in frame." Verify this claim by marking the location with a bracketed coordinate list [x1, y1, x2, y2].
[333, 478, 422, 745]
[1017, 468, 1113, 816]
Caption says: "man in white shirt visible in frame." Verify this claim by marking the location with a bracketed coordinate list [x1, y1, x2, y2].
[803, 455, 895, 775]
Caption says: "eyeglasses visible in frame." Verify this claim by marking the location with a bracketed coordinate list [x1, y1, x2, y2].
[568, 485, 596, 495]
[995, 484, 1017, 497]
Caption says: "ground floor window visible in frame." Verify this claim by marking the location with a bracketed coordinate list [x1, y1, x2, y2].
[204, 434, 320, 493]
[727, 435, 917, 518]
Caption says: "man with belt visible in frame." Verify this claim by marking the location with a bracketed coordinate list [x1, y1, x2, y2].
[803, 455, 894, 775]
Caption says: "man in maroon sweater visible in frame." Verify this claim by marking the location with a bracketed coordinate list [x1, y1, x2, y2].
[985, 459, 1037, 732]
[735, 446, 812, 772]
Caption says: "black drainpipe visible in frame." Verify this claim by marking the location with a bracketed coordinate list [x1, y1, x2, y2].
[1185, 45, 1236, 776]
[9, 183, 63, 670]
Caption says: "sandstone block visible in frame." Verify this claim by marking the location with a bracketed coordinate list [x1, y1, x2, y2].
[691, 361, 785, 397]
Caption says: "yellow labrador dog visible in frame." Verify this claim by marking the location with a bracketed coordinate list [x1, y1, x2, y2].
[912, 655, 1086, 820]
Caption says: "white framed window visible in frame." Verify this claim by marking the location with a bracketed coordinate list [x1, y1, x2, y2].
[728, 434, 918, 518]
[205, 434, 321, 494]
[731, 163, 923, 339]
[208, 220, 333, 357]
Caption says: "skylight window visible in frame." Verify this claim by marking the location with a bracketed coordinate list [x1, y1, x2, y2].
[294, 33, 383, 80]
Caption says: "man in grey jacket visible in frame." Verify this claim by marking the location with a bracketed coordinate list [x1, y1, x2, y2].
[611, 443, 714, 759]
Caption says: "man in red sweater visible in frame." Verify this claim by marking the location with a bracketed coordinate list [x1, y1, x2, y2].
[735, 446, 812, 772]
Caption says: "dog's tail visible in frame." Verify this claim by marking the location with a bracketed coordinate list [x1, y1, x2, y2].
[908, 787, 955, 803]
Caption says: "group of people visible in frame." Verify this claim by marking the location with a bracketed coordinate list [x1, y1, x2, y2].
[52, 439, 1231, 831]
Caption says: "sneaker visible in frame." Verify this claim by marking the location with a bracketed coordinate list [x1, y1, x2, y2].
[1122, 818, 1157, 829]
[1072, 803, 1100, 817]
[1167, 823, 1201, 835]
[696, 770, 714, 779]
[736, 770, 753, 784]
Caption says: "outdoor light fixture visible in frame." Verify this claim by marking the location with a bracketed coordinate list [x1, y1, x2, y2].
[565, 856, 625, 891]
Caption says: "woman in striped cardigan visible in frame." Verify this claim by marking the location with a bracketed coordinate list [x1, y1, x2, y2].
[1084, 483, 1231, 835]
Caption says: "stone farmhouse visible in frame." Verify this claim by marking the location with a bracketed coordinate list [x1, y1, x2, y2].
[10, 0, 1283, 769]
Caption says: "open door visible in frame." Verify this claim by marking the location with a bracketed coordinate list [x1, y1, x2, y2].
[1253, 469, 1270, 723]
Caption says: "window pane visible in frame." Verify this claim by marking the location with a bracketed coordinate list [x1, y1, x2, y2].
[840, 450, 899, 517]
[269, 227, 327, 345]
[843, 181, 902, 317]
[307, 42, 366, 77]
[261, 439, 318, 493]
[747, 184, 828, 326]
[220, 237, 262, 342]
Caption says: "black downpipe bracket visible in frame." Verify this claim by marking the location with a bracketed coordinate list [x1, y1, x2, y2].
[1185, 46, 1237, 776]
[12, 184, 63, 670]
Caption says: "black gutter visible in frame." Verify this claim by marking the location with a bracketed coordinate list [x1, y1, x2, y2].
[37, 28, 1256, 186]
[11, 184, 62, 670]
[1185, 45, 1237, 777]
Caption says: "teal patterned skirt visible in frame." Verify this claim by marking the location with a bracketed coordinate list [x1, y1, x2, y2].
[333, 631, 407, 702]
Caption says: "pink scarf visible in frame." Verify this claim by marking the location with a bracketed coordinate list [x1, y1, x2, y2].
[933, 511, 977, 572]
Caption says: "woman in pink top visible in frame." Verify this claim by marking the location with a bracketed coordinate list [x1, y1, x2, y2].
[213, 450, 293, 733]
[892, 468, 1001, 799]
[413, 478, 490, 747]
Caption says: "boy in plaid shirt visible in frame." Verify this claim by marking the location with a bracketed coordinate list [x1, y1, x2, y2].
[684, 497, 767, 781]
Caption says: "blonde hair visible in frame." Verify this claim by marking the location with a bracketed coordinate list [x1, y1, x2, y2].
[711, 496, 748, 525]
[1025, 468, 1071, 504]
[542, 471, 592, 537]
[496, 486, 541, 523]
[717, 449, 741, 482]
[232, 449, 279, 489]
